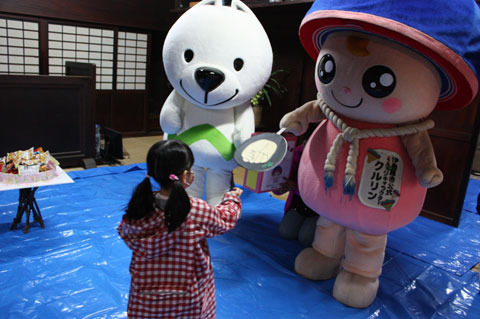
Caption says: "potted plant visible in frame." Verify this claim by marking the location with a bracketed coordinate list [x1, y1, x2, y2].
[251, 69, 289, 128]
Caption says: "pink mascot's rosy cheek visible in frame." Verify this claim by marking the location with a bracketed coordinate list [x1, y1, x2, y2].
[382, 97, 402, 114]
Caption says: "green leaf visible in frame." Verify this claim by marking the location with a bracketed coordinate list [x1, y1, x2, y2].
[264, 90, 272, 107]
[253, 69, 289, 107]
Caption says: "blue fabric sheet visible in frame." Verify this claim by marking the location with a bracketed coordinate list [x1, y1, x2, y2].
[0, 164, 479, 318]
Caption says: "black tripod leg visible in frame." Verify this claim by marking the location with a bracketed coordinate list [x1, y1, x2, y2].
[10, 187, 44, 233]
[32, 197, 44, 228]
[10, 189, 27, 230]
[24, 202, 31, 234]
[24, 187, 39, 233]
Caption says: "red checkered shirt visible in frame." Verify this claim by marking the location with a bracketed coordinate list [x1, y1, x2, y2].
[118, 192, 241, 319]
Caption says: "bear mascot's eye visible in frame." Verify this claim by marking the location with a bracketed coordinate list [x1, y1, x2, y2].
[234, 58, 244, 71]
[184, 49, 194, 63]
[362, 65, 396, 98]
[318, 54, 336, 84]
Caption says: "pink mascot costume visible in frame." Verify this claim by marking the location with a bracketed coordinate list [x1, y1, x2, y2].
[280, 0, 480, 308]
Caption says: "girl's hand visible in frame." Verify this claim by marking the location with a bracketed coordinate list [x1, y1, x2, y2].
[230, 187, 243, 197]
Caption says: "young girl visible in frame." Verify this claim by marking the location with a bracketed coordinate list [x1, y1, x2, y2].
[117, 140, 243, 319]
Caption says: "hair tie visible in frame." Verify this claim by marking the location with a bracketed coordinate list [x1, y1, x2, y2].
[169, 174, 179, 181]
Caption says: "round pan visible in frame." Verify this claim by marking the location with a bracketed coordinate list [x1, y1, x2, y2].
[234, 132, 287, 172]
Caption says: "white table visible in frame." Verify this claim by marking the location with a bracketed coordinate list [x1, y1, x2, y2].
[0, 167, 74, 233]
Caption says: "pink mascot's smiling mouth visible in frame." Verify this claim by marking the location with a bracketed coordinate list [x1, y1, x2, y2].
[331, 90, 363, 108]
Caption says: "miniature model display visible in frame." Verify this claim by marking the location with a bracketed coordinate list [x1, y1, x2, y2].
[280, 0, 480, 308]
[160, 0, 273, 205]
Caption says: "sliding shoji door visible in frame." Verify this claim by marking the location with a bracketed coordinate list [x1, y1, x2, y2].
[0, 17, 40, 75]
[47, 24, 114, 90]
[116, 31, 147, 90]
[110, 30, 150, 133]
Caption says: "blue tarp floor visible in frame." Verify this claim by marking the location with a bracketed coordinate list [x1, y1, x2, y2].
[0, 163, 479, 318]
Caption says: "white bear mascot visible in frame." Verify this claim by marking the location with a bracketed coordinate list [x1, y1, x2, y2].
[161, 0, 273, 205]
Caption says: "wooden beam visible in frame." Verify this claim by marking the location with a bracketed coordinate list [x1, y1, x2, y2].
[0, 0, 175, 30]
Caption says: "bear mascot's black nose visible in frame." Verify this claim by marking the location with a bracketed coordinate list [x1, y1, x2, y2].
[195, 67, 225, 93]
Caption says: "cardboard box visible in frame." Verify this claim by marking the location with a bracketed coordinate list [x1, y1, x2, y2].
[242, 133, 297, 193]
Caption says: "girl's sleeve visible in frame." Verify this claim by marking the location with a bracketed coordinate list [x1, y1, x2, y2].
[192, 192, 242, 238]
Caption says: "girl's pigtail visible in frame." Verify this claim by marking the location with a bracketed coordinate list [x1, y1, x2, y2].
[164, 178, 191, 232]
[124, 177, 155, 221]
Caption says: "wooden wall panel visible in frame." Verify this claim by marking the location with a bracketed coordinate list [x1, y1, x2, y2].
[0, 75, 95, 167]
[423, 96, 480, 225]
[0, 0, 176, 30]
[95, 92, 113, 128]
[148, 30, 170, 133]
[111, 92, 147, 135]
[253, 2, 316, 131]
[429, 101, 480, 137]
[298, 56, 317, 103]
[422, 135, 472, 225]
[259, 33, 307, 131]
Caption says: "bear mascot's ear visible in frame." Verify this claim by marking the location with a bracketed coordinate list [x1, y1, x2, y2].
[162, 0, 273, 109]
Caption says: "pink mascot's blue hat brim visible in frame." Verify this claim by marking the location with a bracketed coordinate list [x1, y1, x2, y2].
[299, 0, 480, 110]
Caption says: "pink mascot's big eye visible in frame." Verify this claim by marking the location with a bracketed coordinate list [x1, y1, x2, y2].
[362, 65, 396, 98]
[317, 54, 336, 84]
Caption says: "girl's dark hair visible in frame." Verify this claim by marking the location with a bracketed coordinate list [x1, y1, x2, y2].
[125, 139, 194, 232]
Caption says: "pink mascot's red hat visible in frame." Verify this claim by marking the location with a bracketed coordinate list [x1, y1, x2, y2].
[299, 0, 480, 110]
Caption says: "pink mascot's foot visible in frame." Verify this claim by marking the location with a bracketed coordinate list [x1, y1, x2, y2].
[332, 269, 379, 308]
[294, 247, 340, 280]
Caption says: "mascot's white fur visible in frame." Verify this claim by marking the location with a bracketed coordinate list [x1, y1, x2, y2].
[161, 0, 273, 205]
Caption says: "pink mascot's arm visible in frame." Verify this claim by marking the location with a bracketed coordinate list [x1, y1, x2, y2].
[401, 130, 443, 188]
[279, 100, 323, 136]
